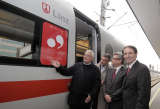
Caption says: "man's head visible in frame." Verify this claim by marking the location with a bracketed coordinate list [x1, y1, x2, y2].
[122, 45, 137, 65]
[100, 53, 111, 66]
[83, 50, 94, 64]
[112, 52, 123, 68]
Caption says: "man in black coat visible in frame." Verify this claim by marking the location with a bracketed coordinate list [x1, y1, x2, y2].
[103, 52, 126, 109]
[51, 50, 101, 109]
[122, 45, 151, 109]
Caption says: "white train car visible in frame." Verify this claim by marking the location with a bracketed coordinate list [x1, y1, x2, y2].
[0, 0, 123, 109]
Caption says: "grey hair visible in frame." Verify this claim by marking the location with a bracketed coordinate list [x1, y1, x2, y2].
[85, 49, 94, 58]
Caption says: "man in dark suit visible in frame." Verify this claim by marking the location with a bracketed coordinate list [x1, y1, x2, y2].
[122, 45, 151, 109]
[103, 52, 126, 109]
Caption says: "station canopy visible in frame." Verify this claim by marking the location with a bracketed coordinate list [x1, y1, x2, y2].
[126, 0, 160, 58]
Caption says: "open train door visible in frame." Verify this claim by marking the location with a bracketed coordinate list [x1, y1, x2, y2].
[74, 9, 101, 63]
[126, 0, 160, 58]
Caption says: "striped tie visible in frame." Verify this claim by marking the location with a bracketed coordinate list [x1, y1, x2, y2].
[126, 67, 130, 76]
[112, 69, 116, 79]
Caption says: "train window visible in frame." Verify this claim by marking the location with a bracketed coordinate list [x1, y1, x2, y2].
[105, 44, 113, 57]
[0, 9, 35, 60]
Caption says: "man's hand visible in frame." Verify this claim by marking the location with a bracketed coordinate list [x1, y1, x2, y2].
[51, 60, 60, 68]
[85, 95, 91, 103]
[101, 80, 104, 85]
[104, 94, 112, 103]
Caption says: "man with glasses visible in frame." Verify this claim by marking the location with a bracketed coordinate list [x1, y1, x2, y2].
[103, 52, 126, 109]
[95, 53, 111, 109]
[51, 50, 101, 109]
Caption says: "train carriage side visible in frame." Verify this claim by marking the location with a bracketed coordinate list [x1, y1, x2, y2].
[0, 0, 77, 109]
[0, 0, 124, 109]
[99, 28, 124, 57]
[0, 0, 102, 109]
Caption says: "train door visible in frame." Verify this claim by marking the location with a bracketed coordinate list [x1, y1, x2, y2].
[74, 9, 101, 63]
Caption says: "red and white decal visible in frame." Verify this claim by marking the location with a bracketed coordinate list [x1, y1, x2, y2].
[40, 22, 68, 66]
[42, 2, 50, 14]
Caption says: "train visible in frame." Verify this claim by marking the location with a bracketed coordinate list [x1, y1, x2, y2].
[0, 0, 123, 109]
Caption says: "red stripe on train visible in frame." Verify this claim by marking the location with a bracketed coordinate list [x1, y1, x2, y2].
[0, 79, 71, 103]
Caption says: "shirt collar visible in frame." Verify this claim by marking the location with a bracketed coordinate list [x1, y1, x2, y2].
[114, 65, 123, 74]
[116, 65, 122, 71]
[128, 60, 137, 69]
[100, 64, 106, 68]
[83, 62, 92, 65]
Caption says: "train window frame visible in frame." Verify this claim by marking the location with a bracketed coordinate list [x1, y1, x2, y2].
[105, 44, 113, 57]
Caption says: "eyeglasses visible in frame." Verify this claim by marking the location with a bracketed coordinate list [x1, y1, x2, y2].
[112, 58, 121, 60]
[84, 54, 92, 57]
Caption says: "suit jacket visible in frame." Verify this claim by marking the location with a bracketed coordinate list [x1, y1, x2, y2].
[103, 66, 126, 109]
[96, 63, 109, 81]
[123, 61, 151, 109]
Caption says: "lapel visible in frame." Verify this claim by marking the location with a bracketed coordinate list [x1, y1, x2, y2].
[97, 63, 109, 80]
[112, 66, 124, 83]
[98, 64, 108, 74]
[124, 61, 139, 86]
[106, 68, 114, 84]
[127, 61, 139, 77]
[116, 67, 123, 79]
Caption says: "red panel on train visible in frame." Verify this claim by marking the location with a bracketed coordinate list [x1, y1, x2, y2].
[40, 22, 68, 66]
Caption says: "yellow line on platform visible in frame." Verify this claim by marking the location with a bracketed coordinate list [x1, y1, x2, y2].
[149, 87, 160, 107]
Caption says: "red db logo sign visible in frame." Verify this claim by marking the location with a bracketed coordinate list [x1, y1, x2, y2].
[40, 22, 68, 66]
[42, 2, 50, 14]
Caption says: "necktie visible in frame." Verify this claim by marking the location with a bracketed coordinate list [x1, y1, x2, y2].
[126, 67, 130, 76]
[112, 69, 116, 79]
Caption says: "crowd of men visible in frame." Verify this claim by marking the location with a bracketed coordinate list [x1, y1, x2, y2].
[51, 45, 151, 109]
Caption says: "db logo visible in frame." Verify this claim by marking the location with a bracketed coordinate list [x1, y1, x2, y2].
[47, 35, 64, 49]
[42, 2, 50, 14]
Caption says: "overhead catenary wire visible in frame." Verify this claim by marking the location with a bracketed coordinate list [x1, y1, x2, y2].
[106, 12, 127, 30]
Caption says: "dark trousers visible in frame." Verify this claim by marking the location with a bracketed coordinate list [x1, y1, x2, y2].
[91, 93, 99, 109]
[107, 100, 123, 109]
[68, 92, 91, 109]
[70, 103, 91, 109]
